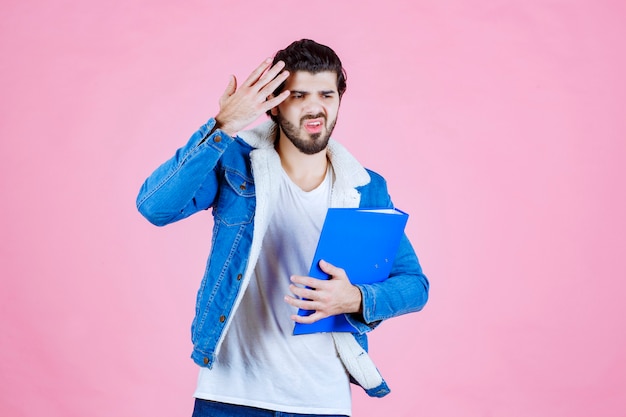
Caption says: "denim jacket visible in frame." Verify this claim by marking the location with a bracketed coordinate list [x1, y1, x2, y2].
[137, 118, 429, 397]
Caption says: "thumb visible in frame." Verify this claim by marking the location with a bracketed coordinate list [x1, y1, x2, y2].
[220, 75, 237, 100]
[318, 259, 343, 278]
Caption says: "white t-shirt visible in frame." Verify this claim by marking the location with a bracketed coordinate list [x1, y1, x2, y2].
[193, 165, 352, 415]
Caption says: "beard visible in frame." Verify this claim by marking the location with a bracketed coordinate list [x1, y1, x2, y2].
[276, 112, 337, 155]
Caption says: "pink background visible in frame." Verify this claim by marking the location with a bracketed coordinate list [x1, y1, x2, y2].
[2, 1, 625, 416]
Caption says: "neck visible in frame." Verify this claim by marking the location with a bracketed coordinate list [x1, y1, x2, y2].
[276, 134, 329, 192]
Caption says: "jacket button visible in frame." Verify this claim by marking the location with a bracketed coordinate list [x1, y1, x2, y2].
[239, 183, 246, 190]
[237, 274, 242, 281]
[214, 135, 222, 143]
[219, 315, 226, 323]
[203, 357, 210, 365]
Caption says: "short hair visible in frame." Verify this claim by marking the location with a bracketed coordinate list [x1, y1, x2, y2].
[267, 39, 347, 121]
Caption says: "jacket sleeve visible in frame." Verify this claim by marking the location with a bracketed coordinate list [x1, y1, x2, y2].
[346, 171, 430, 333]
[136, 118, 235, 226]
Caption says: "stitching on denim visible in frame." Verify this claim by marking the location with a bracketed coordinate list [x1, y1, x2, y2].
[137, 138, 206, 207]
[137, 122, 223, 208]
[195, 223, 246, 346]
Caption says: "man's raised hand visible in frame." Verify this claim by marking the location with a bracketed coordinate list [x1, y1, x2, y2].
[215, 58, 291, 136]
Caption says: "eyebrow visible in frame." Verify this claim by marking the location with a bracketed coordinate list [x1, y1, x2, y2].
[291, 90, 337, 95]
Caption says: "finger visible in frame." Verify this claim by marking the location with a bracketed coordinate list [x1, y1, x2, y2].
[241, 57, 273, 88]
[255, 60, 287, 89]
[290, 274, 326, 289]
[258, 69, 290, 98]
[284, 295, 318, 313]
[289, 284, 318, 301]
[219, 75, 237, 103]
[291, 311, 325, 324]
[261, 90, 290, 112]
[318, 259, 346, 278]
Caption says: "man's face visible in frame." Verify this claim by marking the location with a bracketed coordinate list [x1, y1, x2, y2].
[272, 71, 340, 155]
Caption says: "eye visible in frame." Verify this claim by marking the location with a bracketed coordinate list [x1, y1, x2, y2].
[292, 93, 304, 99]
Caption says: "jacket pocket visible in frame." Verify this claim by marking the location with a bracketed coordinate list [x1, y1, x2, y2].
[214, 169, 256, 226]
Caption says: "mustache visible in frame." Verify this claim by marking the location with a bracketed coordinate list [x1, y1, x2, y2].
[301, 113, 326, 123]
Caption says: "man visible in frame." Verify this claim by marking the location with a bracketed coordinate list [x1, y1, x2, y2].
[137, 39, 429, 417]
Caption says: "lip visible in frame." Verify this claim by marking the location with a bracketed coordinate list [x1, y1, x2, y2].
[302, 117, 325, 133]
[303, 117, 324, 125]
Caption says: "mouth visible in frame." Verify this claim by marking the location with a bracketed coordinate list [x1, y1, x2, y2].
[303, 118, 324, 134]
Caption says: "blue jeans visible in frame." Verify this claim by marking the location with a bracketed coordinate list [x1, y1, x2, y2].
[192, 399, 349, 417]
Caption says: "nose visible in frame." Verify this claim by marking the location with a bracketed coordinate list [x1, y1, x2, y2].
[303, 95, 324, 115]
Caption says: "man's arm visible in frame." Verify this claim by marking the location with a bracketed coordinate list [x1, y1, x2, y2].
[136, 118, 229, 226]
[136, 59, 290, 226]
[284, 239, 429, 331]
[349, 234, 429, 332]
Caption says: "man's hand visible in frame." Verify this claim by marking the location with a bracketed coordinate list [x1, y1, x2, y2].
[215, 58, 291, 136]
[284, 260, 363, 324]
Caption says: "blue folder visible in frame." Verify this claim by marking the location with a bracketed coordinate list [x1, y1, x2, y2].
[293, 207, 409, 335]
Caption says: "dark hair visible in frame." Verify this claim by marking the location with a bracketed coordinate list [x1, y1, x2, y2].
[267, 39, 347, 121]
